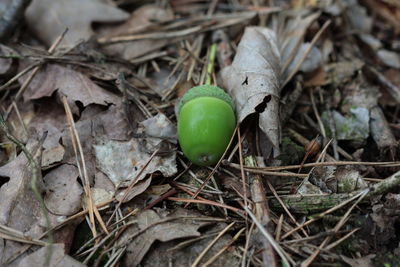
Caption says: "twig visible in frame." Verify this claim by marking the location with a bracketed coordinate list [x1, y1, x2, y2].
[282, 20, 331, 88]
[201, 227, 246, 267]
[301, 189, 368, 266]
[105, 149, 160, 226]
[244, 207, 293, 267]
[62, 96, 107, 236]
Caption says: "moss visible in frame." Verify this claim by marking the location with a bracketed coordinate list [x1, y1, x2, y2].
[278, 137, 305, 165]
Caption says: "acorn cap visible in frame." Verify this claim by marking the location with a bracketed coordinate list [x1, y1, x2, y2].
[178, 85, 235, 114]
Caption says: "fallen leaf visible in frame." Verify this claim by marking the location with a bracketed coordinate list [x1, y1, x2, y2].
[27, 100, 66, 168]
[221, 27, 281, 156]
[25, 0, 129, 47]
[94, 138, 176, 187]
[0, 45, 17, 75]
[101, 5, 174, 60]
[22, 64, 119, 111]
[141, 223, 240, 267]
[138, 113, 177, 143]
[122, 208, 210, 266]
[61, 104, 131, 185]
[0, 139, 46, 265]
[18, 243, 85, 267]
[43, 164, 83, 216]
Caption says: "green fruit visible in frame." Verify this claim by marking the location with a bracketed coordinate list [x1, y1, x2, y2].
[177, 85, 236, 166]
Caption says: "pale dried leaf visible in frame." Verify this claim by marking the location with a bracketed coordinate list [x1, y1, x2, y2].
[18, 243, 85, 267]
[94, 138, 176, 187]
[62, 104, 130, 184]
[138, 113, 177, 142]
[115, 178, 152, 203]
[25, 0, 129, 48]
[221, 27, 281, 155]
[101, 5, 174, 60]
[43, 164, 83, 216]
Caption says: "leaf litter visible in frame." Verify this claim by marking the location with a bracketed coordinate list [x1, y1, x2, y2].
[0, 0, 400, 266]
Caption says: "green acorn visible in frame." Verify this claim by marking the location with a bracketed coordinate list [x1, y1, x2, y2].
[177, 85, 236, 166]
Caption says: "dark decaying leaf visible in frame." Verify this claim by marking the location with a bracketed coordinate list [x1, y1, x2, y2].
[141, 224, 240, 267]
[121, 208, 211, 266]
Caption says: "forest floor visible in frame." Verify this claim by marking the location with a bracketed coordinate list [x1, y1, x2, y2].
[1, 0, 400, 266]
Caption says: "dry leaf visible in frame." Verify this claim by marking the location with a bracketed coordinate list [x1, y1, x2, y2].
[61, 104, 131, 185]
[141, 223, 240, 267]
[138, 113, 177, 143]
[22, 64, 119, 111]
[101, 5, 174, 60]
[221, 27, 281, 156]
[43, 164, 83, 216]
[27, 100, 66, 168]
[0, 140, 46, 265]
[94, 138, 176, 187]
[0, 45, 17, 75]
[122, 208, 210, 266]
[18, 243, 85, 267]
[25, 0, 129, 47]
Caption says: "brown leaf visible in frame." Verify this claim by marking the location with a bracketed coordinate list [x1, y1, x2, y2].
[25, 0, 129, 48]
[22, 64, 119, 110]
[101, 5, 174, 60]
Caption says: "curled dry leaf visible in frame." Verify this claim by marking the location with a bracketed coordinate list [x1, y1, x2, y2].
[25, 0, 129, 48]
[18, 243, 85, 267]
[221, 27, 281, 156]
[101, 5, 174, 60]
[43, 164, 83, 216]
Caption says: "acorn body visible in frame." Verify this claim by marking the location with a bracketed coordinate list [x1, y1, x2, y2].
[177, 85, 236, 166]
